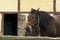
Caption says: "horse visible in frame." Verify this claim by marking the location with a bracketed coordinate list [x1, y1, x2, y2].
[25, 8, 59, 37]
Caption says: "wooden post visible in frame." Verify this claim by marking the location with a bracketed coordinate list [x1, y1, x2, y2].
[18, 0, 20, 13]
[18, 0, 20, 36]
[53, 0, 56, 15]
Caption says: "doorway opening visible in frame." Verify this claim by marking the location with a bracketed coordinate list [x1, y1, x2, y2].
[4, 14, 17, 36]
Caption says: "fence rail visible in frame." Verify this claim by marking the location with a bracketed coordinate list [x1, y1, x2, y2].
[0, 11, 60, 15]
[1, 36, 60, 40]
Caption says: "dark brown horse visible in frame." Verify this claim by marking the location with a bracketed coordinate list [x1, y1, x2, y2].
[25, 8, 60, 37]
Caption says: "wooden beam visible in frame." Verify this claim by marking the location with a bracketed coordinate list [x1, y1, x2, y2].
[0, 12, 17, 14]
[53, 0, 56, 15]
[18, 0, 20, 13]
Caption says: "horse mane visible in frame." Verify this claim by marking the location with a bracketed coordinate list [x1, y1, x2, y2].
[38, 11, 55, 29]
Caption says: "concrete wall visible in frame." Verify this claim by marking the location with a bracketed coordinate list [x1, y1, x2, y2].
[18, 13, 29, 36]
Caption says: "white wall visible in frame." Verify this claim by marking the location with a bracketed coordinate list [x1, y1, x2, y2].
[21, 0, 53, 12]
[0, 0, 17, 12]
[0, 14, 2, 33]
[56, 0, 60, 12]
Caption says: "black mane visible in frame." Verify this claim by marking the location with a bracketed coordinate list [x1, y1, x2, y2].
[38, 11, 54, 29]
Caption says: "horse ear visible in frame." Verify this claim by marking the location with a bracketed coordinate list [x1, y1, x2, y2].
[37, 8, 40, 11]
[30, 8, 36, 14]
[35, 8, 40, 17]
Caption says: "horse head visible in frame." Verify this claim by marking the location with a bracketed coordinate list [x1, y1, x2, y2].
[25, 8, 40, 36]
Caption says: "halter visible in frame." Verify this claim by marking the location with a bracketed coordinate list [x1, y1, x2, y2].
[37, 13, 40, 28]
[35, 9, 40, 29]
[31, 10, 40, 36]
[37, 12, 40, 36]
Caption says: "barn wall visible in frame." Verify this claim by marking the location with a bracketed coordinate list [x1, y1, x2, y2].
[0, 14, 2, 35]
[0, 0, 17, 12]
[20, 0, 53, 12]
[56, 0, 60, 12]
